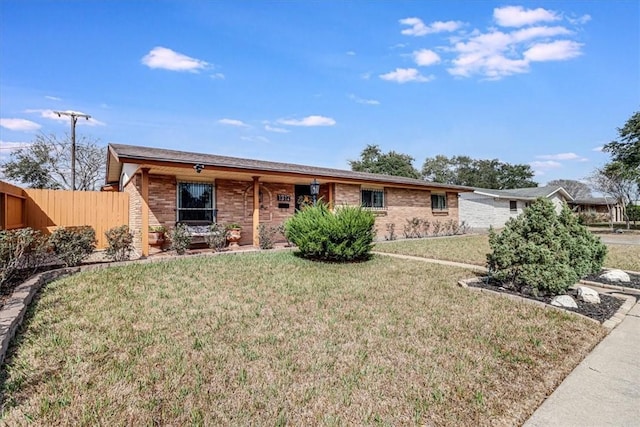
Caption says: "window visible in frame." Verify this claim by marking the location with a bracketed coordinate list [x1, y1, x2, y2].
[509, 200, 517, 212]
[361, 188, 385, 209]
[431, 193, 447, 211]
[177, 182, 215, 222]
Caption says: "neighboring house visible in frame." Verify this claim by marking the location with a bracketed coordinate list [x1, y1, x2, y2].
[459, 186, 573, 229]
[105, 144, 472, 255]
[568, 197, 624, 223]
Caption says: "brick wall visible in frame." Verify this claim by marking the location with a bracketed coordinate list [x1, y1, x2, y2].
[123, 175, 142, 255]
[333, 183, 460, 240]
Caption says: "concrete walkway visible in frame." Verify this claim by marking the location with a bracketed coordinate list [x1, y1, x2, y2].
[524, 299, 640, 427]
[371, 251, 488, 272]
[373, 251, 640, 426]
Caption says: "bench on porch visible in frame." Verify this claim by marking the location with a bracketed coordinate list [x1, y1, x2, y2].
[176, 220, 215, 245]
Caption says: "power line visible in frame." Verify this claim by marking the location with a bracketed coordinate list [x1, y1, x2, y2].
[53, 111, 91, 191]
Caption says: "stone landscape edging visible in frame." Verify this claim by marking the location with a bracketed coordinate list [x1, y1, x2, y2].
[0, 247, 271, 366]
[457, 277, 637, 332]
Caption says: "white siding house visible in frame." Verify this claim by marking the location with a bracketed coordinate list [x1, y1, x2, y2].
[459, 186, 573, 229]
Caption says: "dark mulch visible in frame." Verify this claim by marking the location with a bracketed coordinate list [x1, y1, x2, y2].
[584, 271, 640, 290]
[469, 279, 626, 324]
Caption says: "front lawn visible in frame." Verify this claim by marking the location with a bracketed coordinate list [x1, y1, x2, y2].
[1, 252, 604, 425]
[375, 235, 640, 271]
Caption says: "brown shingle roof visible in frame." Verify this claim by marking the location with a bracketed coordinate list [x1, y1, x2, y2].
[108, 143, 473, 191]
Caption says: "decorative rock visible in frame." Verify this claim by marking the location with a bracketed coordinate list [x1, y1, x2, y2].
[577, 286, 601, 304]
[599, 269, 631, 283]
[551, 295, 578, 309]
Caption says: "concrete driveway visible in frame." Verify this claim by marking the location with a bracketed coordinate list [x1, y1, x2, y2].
[597, 233, 640, 246]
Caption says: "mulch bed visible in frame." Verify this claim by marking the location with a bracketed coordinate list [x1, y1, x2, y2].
[583, 271, 640, 290]
[468, 279, 626, 323]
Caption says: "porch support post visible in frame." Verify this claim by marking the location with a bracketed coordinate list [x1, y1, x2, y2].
[328, 182, 334, 210]
[252, 176, 260, 247]
[141, 168, 150, 256]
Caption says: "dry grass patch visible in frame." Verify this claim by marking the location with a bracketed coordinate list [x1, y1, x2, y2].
[1, 252, 604, 425]
[376, 235, 639, 272]
[375, 235, 490, 265]
[605, 244, 640, 271]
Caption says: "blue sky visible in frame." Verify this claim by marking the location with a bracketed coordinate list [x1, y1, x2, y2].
[1, 1, 638, 185]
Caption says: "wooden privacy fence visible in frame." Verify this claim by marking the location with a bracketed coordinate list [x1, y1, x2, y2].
[1, 182, 129, 249]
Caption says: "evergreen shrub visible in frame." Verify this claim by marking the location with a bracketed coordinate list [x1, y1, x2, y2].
[487, 198, 607, 295]
[284, 202, 375, 262]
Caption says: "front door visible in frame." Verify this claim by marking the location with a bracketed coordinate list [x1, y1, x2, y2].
[294, 184, 312, 211]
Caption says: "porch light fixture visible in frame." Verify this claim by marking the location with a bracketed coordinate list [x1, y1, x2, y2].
[310, 178, 320, 206]
[194, 163, 205, 173]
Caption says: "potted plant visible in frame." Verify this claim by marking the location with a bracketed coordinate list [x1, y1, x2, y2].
[149, 225, 166, 246]
[225, 223, 242, 248]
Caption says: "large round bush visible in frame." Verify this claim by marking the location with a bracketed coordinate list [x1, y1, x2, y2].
[284, 202, 376, 262]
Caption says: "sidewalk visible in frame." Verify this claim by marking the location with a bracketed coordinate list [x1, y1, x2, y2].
[524, 299, 640, 427]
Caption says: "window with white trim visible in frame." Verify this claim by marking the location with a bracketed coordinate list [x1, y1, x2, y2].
[431, 193, 447, 211]
[361, 188, 385, 209]
[177, 182, 215, 222]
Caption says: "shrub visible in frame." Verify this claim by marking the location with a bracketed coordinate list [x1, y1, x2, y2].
[404, 218, 422, 238]
[385, 223, 396, 241]
[458, 221, 470, 235]
[169, 223, 192, 255]
[447, 219, 460, 236]
[49, 226, 96, 267]
[431, 220, 442, 236]
[104, 225, 134, 261]
[421, 219, 431, 237]
[487, 198, 606, 295]
[258, 223, 281, 250]
[205, 223, 227, 251]
[284, 202, 375, 262]
[276, 224, 292, 247]
[0, 228, 49, 286]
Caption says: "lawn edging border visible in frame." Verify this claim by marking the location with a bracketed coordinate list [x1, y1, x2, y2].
[0, 247, 273, 367]
[457, 277, 636, 331]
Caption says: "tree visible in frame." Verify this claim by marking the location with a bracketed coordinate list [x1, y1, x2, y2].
[604, 111, 640, 171]
[349, 144, 421, 179]
[590, 162, 639, 229]
[1, 133, 105, 190]
[547, 179, 593, 199]
[421, 155, 537, 189]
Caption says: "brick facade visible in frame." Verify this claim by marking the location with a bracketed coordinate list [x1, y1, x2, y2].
[126, 173, 462, 251]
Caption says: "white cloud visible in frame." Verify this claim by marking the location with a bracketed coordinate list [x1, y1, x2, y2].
[45, 95, 61, 101]
[348, 94, 380, 105]
[346, 51, 356, 56]
[142, 46, 209, 72]
[494, 6, 560, 27]
[379, 68, 434, 83]
[447, 25, 582, 78]
[218, 118, 249, 127]
[264, 125, 290, 133]
[568, 14, 591, 25]
[400, 17, 464, 36]
[536, 152, 586, 161]
[210, 73, 225, 80]
[361, 72, 372, 80]
[524, 40, 583, 62]
[413, 49, 441, 66]
[241, 136, 270, 143]
[530, 160, 562, 169]
[592, 146, 604, 152]
[277, 115, 336, 127]
[0, 118, 41, 131]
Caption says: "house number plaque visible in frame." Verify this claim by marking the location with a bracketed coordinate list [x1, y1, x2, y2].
[277, 194, 291, 202]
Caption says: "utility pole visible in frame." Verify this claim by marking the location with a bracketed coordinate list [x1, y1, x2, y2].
[54, 111, 91, 191]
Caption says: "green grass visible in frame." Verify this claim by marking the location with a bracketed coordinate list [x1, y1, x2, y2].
[1, 251, 604, 425]
[376, 234, 640, 271]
